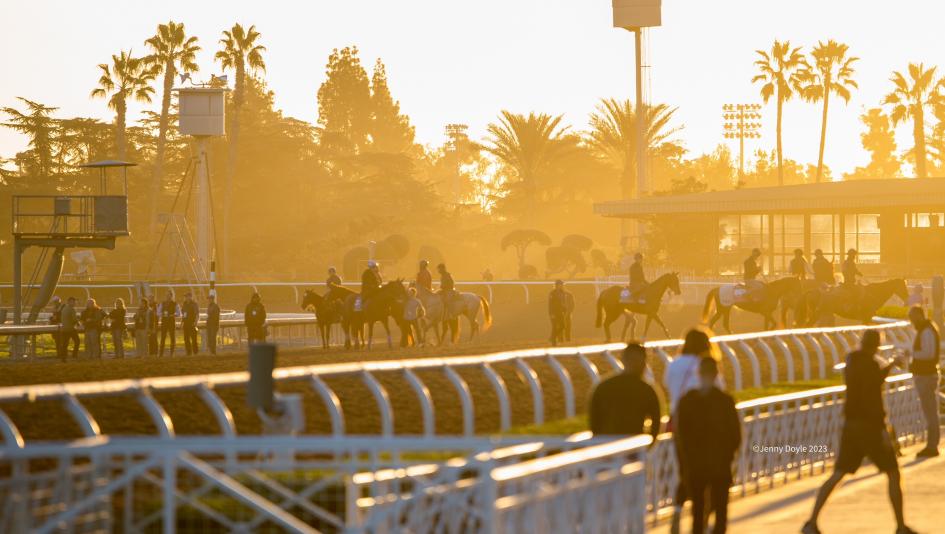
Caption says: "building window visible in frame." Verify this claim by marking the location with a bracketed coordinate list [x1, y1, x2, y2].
[908, 212, 944, 228]
[811, 214, 840, 262]
[844, 214, 881, 263]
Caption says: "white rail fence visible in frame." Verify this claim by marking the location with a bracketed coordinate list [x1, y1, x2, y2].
[0, 321, 913, 446]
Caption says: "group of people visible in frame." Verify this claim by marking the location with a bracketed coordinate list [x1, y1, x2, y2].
[589, 312, 940, 534]
[47, 291, 230, 359]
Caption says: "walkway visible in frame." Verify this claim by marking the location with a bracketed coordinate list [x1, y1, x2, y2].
[651, 444, 945, 533]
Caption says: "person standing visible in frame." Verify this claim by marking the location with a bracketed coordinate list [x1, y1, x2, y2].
[133, 299, 156, 358]
[676, 357, 741, 534]
[664, 328, 725, 534]
[589, 343, 661, 441]
[812, 249, 835, 286]
[108, 298, 127, 359]
[629, 252, 648, 296]
[417, 260, 433, 293]
[908, 306, 940, 457]
[802, 330, 915, 534]
[157, 291, 179, 357]
[181, 292, 200, 356]
[403, 287, 426, 346]
[245, 292, 267, 344]
[206, 294, 221, 355]
[80, 299, 105, 359]
[48, 297, 63, 359]
[60, 297, 80, 360]
[548, 280, 571, 346]
[789, 249, 812, 280]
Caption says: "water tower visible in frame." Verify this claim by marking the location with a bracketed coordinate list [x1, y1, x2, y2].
[174, 86, 226, 283]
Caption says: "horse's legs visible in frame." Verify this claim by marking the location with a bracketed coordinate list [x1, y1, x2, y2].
[467, 313, 478, 340]
[603, 312, 614, 343]
[723, 309, 733, 334]
[652, 314, 671, 339]
[620, 313, 630, 341]
[642, 315, 653, 339]
[383, 318, 392, 349]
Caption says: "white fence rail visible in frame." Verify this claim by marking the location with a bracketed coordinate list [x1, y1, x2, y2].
[0, 321, 913, 448]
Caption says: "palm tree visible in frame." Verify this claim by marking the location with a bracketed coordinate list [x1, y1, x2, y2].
[799, 40, 858, 183]
[90, 50, 156, 160]
[1, 98, 59, 177]
[145, 21, 200, 228]
[483, 111, 576, 217]
[586, 98, 680, 199]
[752, 40, 806, 185]
[215, 23, 266, 274]
[884, 63, 939, 178]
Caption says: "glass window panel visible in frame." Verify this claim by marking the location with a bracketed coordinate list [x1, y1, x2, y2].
[858, 214, 880, 233]
[845, 233, 858, 250]
[844, 214, 857, 233]
[812, 234, 833, 252]
[784, 215, 804, 232]
[811, 215, 833, 233]
[785, 234, 804, 249]
[859, 234, 880, 253]
[742, 215, 762, 234]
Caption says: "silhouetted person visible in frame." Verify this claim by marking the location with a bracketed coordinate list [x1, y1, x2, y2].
[206, 294, 220, 355]
[361, 260, 382, 305]
[80, 298, 105, 359]
[49, 296, 63, 359]
[548, 280, 571, 346]
[789, 248, 811, 280]
[908, 306, 940, 457]
[157, 291, 179, 357]
[60, 297, 80, 360]
[403, 287, 426, 346]
[743, 248, 762, 284]
[677, 357, 740, 534]
[245, 292, 267, 343]
[326, 267, 341, 291]
[629, 252, 648, 295]
[842, 248, 861, 287]
[589, 343, 661, 441]
[802, 330, 915, 534]
[665, 328, 724, 533]
[417, 260, 433, 292]
[108, 298, 127, 359]
[437, 263, 456, 315]
[181, 292, 200, 355]
[812, 249, 834, 286]
[133, 299, 156, 358]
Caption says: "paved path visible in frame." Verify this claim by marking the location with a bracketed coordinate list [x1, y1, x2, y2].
[651, 444, 945, 533]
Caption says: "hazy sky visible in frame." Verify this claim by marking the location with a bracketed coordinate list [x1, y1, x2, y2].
[1, 0, 941, 177]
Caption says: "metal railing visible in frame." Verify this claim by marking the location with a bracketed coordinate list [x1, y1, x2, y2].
[0, 320, 913, 446]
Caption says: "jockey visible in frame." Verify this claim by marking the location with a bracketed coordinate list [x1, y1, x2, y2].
[812, 249, 835, 287]
[417, 260, 433, 293]
[743, 249, 764, 302]
[326, 267, 341, 291]
[842, 249, 862, 287]
[629, 252, 648, 298]
[437, 263, 457, 315]
[361, 260, 383, 306]
[789, 249, 812, 281]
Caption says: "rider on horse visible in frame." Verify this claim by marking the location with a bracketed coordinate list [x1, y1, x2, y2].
[437, 263, 459, 315]
[789, 249, 812, 281]
[326, 267, 341, 291]
[812, 249, 835, 287]
[841, 249, 865, 300]
[628, 252, 648, 301]
[742, 248, 764, 302]
[360, 260, 383, 309]
[417, 260, 433, 292]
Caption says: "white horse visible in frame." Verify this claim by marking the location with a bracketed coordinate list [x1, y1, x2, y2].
[415, 286, 492, 344]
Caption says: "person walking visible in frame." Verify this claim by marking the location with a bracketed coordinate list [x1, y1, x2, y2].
[548, 280, 571, 346]
[403, 287, 426, 346]
[157, 291, 179, 357]
[108, 298, 127, 358]
[245, 292, 267, 344]
[206, 294, 221, 355]
[812, 249, 835, 286]
[676, 357, 741, 534]
[417, 260, 433, 293]
[589, 343, 661, 441]
[664, 328, 725, 534]
[60, 297, 80, 360]
[80, 299, 105, 359]
[802, 330, 916, 534]
[133, 299, 156, 358]
[908, 306, 940, 457]
[789, 249, 812, 280]
[181, 292, 200, 355]
[48, 296, 63, 359]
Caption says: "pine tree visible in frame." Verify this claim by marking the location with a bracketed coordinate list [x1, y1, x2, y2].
[369, 59, 415, 153]
[316, 46, 372, 154]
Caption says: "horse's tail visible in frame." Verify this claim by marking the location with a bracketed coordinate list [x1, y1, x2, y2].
[702, 288, 719, 323]
[595, 290, 605, 328]
[479, 296, 493, 331]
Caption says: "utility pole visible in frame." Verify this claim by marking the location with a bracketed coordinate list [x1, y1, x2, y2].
[722, 103, 762, 181]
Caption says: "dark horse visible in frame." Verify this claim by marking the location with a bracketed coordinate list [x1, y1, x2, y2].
[301, 289, 344, 349]
[797, 278, 908, 326]
[595, 272, 682, 341]
[702, 277, 801, 333]
[333, 280, 408, 350]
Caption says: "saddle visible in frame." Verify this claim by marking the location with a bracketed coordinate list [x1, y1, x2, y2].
[353, 296, 363, 312]
[722, 282, 765, 306]
[619, 288, 645, 304]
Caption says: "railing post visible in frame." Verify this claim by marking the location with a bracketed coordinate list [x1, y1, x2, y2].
[163, 451, 176, 534]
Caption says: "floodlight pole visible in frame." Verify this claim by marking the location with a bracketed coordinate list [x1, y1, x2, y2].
[196, 136, 211, 274]
[633, 28, 647, 251]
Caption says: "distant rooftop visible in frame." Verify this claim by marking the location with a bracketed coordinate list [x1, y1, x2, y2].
[594, 178, 945, 217]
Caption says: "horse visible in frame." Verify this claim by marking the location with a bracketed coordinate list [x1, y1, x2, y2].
[702, 277, 802, 333]
[797, 278, 908, 326]
[595, 272, 682, 342]
[301, 288, 347, 349]
[337, 280, 408, 350]
[415, 286, 493, 344]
